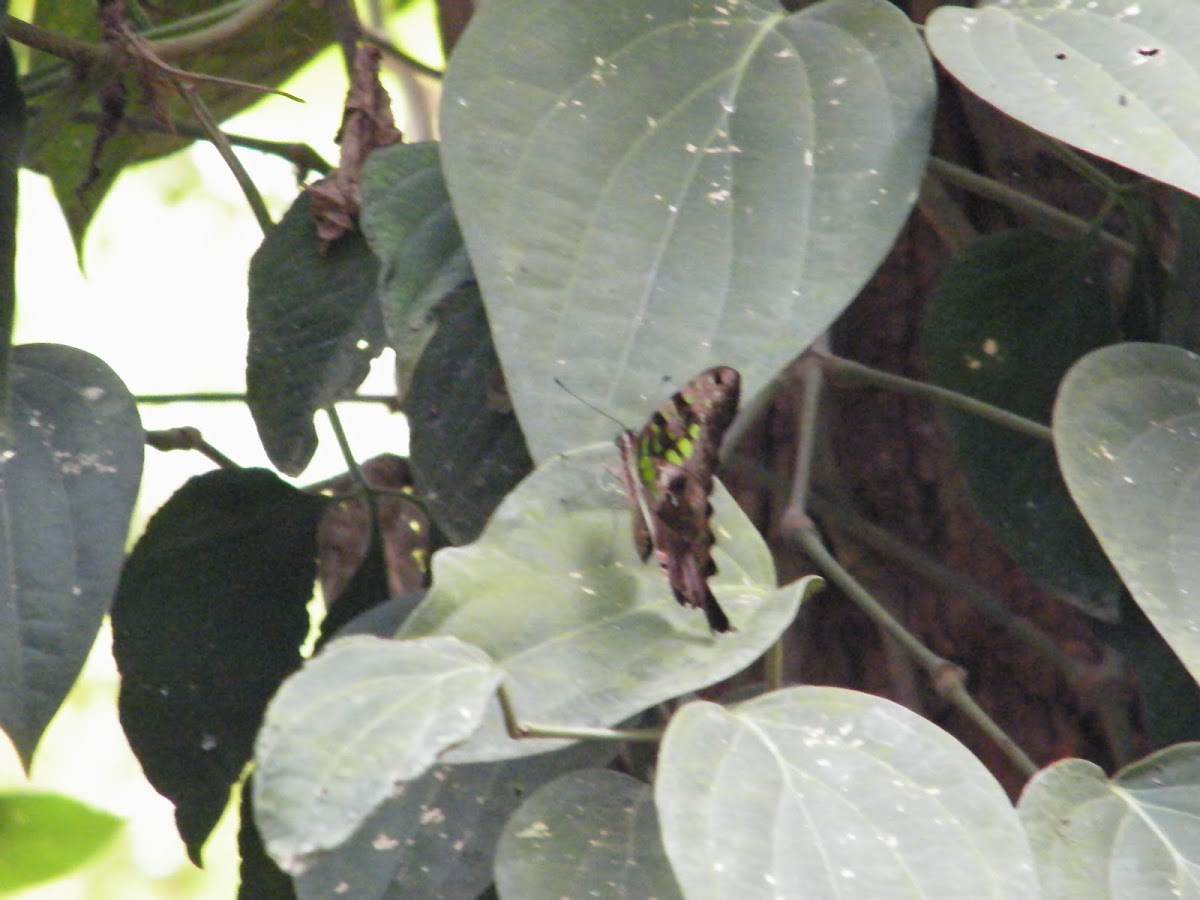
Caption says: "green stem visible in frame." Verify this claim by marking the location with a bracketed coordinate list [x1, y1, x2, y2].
[763, 641, 785, 693]
[325, 404, 368, 493]
[178, 83, 273, 232]
[815, 351, 1053, 443]
[927, 157, 1133, 257]
[795, 522, 1039, 778]
[135, 392, 395, 404]
[144, 426, 240, 468]
[496, 684, 664, 743]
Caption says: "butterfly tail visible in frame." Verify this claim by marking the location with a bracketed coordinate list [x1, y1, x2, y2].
[666, 554, 733, 633]
[701, 588, 732, 633]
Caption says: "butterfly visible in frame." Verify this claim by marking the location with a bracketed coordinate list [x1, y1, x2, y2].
[616, 367, 741, 632]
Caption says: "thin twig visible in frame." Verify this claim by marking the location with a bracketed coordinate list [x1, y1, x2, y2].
[927, 156, 1134, 257]
[145, 426, 239, 469]
[326, 405, 369, 493]
[815, 351, 1054, 442]
[5, 18, 97, 66]
[135, 392, 396, 404]
[67, 109, 333, 173]
[794, 520, 1040, 777]
[6, 1, 289, 67]
[361, 26, 444, 81]
[177, 83, 273, 232]
[807, 491, 1080, 678]
[789, 346, 825, 514]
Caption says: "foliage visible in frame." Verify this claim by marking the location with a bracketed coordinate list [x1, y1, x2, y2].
[0, 789, 122, 892]
[3, 0, 1200, 898]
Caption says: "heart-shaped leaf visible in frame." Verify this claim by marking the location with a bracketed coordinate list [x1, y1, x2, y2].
[293, 742, 618, 900]
[0, 344, 143, 769]
[359, 141, 472, 398]
[927, 0, 1200, 198]
[400, 443, 818, 762]
[254, 634, 503, 868]
[1053, 342, 1200, 679]
[923, 229, 1121, 620]
[656, 687, 1037, 898]
[495, 770, 683, 900]
[406, 284, 533, 544]
[1018, 743, 1200, 897]
[441, 0, 934, 461]
[0, 790, 122, 893]
[112, 467, 323, 862]
[247, 191, 385, 475]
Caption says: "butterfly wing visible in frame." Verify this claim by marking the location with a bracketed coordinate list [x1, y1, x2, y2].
[618, 367, 740, 633]
[651, 463, 731, 633]
[616, 429, 654, 562]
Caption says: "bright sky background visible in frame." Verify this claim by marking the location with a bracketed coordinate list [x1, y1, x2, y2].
[2, 3, 443, 895]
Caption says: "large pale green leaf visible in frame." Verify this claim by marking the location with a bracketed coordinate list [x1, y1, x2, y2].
[656, 687, 1037, 899]
[440, 0, 934, 461]
[294, 742, 618, 900]
[495, 770, 683, 900]
[927, 0, 1200, 198]
[24, 1, 336, 249]
[1018, 744, 1200, 897]
[254, 635, 503, 868]
[0, 344, 143, 770]
[923, 229, 1121, 620]
[1053, 342, 1200, 679]
[0, 790, 122, 892]
[359, 141, 472, 399]
[400, 443, 818, 762]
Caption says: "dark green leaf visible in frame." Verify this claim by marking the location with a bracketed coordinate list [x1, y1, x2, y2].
[238, 779, 297, 900]
[657, 688, 1036, 897]
[0, 344, 143, 769]
[1089, 593, 1200, 749]
[360, 141, 472, 398]
[254, 635, 502, 867]
[0, 790, 122, 892]
[112, 468, 324, 863]
[1019, 744, 1200, 897]
[408, 284, 532, 543]
[441, 0, 934, 460]
[924, 229, 1121, 620]
[25, 1, 336, 249]
[495, 770, 682, 900]
[247, 191, 385, 475]
[294, 742, 619, 900]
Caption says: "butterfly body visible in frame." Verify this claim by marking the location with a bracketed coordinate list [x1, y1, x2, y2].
[616, 366, 740, 633]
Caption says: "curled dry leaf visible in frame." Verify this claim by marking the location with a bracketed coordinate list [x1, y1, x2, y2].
[309, 45, 404, 250]
[317, 454, 431, 606]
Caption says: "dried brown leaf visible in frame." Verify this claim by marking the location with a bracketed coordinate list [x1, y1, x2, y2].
[308, 45, 403, 250]
[317, 455, 430, 606]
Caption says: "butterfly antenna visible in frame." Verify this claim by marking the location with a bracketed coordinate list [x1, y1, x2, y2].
[553, 377, 629, 430]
